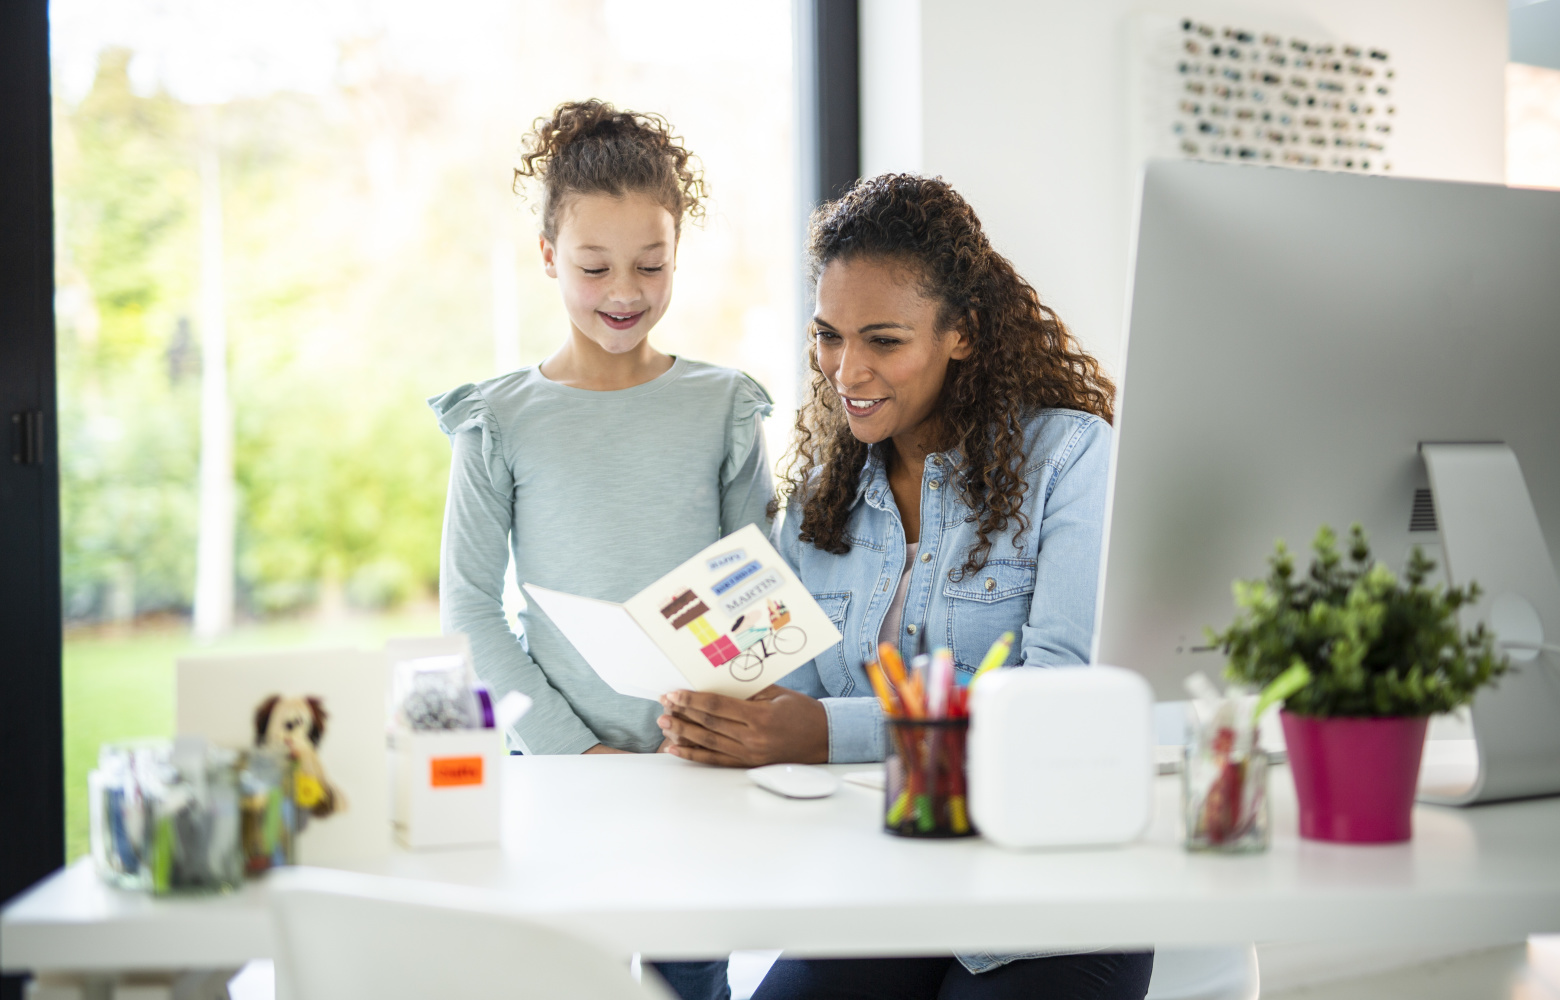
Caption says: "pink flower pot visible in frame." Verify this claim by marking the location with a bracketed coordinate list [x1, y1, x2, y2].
[1280, 712, 1429, 843]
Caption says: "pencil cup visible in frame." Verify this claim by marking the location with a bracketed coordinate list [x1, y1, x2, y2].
[238, 747, 296, 875]
[884, 718, 976, 838]
[1183, 742, 1270, 853]
[89, 741, 166, 891]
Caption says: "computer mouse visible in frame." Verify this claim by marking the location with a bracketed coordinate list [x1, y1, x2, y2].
[746, 763, 839, 799]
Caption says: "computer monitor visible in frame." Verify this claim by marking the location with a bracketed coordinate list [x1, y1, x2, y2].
[1093, 159, 1560, 805]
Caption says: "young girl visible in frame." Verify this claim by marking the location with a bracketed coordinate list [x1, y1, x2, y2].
[433, 101, 763, 1000]
[658, 174, 1152, 999]
[430, 100, 773, 760]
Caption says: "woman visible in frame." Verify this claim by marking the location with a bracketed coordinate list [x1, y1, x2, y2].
[657, 174, 1152, 1000]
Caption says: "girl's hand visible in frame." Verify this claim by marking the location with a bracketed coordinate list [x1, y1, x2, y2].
[583, 743, 630, 755]
[656, 686, 828, 767]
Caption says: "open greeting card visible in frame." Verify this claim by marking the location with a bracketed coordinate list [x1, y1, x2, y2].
[523, 523, 842, 700]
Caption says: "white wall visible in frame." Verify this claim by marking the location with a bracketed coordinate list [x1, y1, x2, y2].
[860, 0, 1509, 378]
[860, 0, 923, 180]
[858, 9, 1509, 989]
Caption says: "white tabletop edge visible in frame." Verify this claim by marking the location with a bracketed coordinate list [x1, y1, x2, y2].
[5, 754, 1559, 972]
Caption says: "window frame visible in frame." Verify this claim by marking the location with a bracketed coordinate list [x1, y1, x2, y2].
[0, 2, 850, 948]
[0, 0, 65, 986]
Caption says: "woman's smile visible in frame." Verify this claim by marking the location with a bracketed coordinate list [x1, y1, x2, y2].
[840, 394, 887, 418]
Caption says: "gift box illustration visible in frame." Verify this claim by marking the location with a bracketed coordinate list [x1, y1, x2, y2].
[660, 589, 738, 666]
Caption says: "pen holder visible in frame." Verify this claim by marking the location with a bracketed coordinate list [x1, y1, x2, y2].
[90, 739, 278, 893]
[238, 747, 297, 875]
[1183, 742, 1270, 853]
[884, 718, 975, 838]
[90, 739, 248, 895]
[89, 741, 166, 891]
[149, 746, 244, 895]
[391, 726, 504, 849]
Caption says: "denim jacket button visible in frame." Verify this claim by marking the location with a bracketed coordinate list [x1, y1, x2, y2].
[907, 624, 918, 635]
[920, 551, 932, 563]
[929, 480, 941, 490]
[984, 577, 996, 591]
[931, 455, 943, 466]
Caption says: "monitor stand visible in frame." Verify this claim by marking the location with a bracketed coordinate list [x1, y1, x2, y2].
[1417, 443, 1560, 805]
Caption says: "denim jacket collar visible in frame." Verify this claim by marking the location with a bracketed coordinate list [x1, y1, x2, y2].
[774, 405, 1111, 770]
[850, 442, 963, 512]
[849, 446, 886, 511]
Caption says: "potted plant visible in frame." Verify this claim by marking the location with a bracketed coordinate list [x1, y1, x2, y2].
[1209, 524, 1507, 843]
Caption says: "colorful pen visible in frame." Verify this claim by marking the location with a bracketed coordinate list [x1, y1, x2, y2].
[927, 649, 955, 718]
[908, 634, 931, 718]
[879, 642, 924, 717]
[866, 659, 899, 716]
[879, 642, 909, 691]
[969, 631, 1015, 686]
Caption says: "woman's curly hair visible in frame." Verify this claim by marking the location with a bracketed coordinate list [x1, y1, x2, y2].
[515, 99, 707, 241]
[775, 174, 1116, 579]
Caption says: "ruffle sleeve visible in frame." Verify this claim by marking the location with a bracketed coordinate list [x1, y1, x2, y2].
[722, 374, 775, 487]
[428, 383, 514, 498]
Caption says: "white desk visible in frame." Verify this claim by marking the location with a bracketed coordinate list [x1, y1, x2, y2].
[4, 753, 1559, 975]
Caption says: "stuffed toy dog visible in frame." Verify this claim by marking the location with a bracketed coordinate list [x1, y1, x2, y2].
[254, 694, 345, 819]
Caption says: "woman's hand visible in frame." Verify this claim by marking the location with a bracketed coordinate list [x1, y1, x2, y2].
[657, 686, 829, 767]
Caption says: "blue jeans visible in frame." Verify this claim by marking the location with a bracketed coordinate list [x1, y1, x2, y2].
[750, 951, 1154, 1000]
[651, 960, 731, 1000]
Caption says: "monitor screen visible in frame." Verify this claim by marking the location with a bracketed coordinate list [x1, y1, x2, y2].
[1095, 160, 1560, 704]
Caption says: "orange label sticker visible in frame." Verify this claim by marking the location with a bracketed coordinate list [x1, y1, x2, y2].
[429, 755, 484, 787]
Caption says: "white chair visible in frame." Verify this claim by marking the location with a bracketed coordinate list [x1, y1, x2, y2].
[1145, 945, 1260, 1000]
[268, 867, 675, 1000]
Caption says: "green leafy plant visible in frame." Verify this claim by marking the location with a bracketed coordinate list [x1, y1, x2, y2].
[1209, 524, 1508, 717]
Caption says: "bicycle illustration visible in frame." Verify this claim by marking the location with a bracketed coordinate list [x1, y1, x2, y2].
[728, 624, 806, 682]
[659, 590, 806, 682]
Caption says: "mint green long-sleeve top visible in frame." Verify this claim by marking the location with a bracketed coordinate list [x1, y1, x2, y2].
[429, 358, 773, 755]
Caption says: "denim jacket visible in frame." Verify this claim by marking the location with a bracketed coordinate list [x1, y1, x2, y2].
[773, 408, 1111, 763]
[773, 408, 1112, 974]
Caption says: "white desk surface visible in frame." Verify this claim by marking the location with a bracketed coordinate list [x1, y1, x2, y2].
[5, 753, 1560, 972]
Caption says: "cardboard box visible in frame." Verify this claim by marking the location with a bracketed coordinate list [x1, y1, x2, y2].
[390, 727, 502, 849]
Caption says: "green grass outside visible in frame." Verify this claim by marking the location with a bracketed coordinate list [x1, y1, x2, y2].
[63, 607, 440, 862]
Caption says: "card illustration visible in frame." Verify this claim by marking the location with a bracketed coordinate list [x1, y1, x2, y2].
[661, 589, 740, 667]
[523, 524, 842, 701]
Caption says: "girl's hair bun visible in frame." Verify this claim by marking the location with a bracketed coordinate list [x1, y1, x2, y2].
[516, 99, 707, 241]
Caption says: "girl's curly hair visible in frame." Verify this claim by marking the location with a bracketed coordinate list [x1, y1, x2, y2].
[515, 99, 707, 241]
[775, 174, 1116, 579]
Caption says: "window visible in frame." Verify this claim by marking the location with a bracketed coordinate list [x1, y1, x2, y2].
[50, 0, 796, 858]
[1509, 62, 1560, 189]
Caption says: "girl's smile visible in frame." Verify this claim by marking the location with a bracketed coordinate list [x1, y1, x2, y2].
[597, 309, 646, 331]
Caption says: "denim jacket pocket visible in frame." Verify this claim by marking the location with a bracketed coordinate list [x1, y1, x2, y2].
[811, 591, 855, 696]
[941, 559, 1036, 672]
